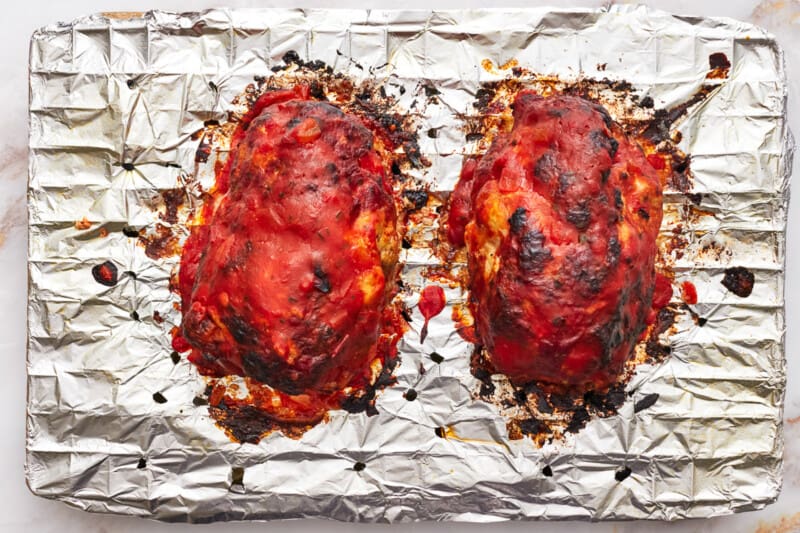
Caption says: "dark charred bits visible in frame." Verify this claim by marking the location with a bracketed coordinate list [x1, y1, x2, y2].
[208, 81, 219, 93]
[565, 406, 590, 433]
[136, 458, 146, 469]
[709, 53, 731, 71]
[542, 465, 553, 477]
[231, 467, 245, 489]
[130, 310, 140, 321]
[353, 461, 367, 472]
[721, 267, 754, 298]
[508, 207, 528, 233]
[423, 84, 441, 97]
[430, 352, 444, 364]
[170, 351, 181, 364]
[313, 265, 331, 294]
[639, 96, 654, 108]
[518, 418, 543, 435]
[427, 127, 440, 138]
[404, 389, 418, 401]
[402, 189, 429, 211]
[435, 427, 446, 438]
[92, 261, 119, 287]
[122, 225, 140, 238]
[126, 79, 137, 89]
[615, 466, 632, 482]
[633, 392, 659, 413]
[193, 396, 208, 406]
[518, 230, 552, 272]
[152, 392, 167, 404]
[402, 237, 412, 249]
[122, 162, 135, 171]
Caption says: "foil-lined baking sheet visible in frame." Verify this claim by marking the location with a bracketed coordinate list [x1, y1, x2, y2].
[26, 6, 792, 522]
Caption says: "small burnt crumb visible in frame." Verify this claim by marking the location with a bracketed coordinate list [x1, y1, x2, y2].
[614, 189, 623, 209]
[697, 317, 707, 327]
[203, 119, 220, 127]
[130, 310, 140, 321]
[403, 189, 429, 211]
[430, 352, 444, 364]
[136, 458, 146, 469]
[353, 461, 366, 472]
[435, 427, 446, 438]
[508, 207, 528, 234]
[126, 79, 137, 89]
[122, 225, 140, 238]
[639, 96, 654, 108]
[466, 132, 484, 142]
[152, 392, 167, 404]
[637, 207, 650, 220]
[313, 264, 331, 294]
[721, 267, 755, 298]
[401, 237, 412, 249]
[709, 52, 731, 71]
[282, 50, 302, 65]
[170, 351, 180, 364]
[123, 270, 137, 280]
[427, 127, 440, 138]
[400, 306, 413, 323]
[208, 81, 218, 92]
[231, 467, 245, 488]
[122, 162, 135, 171]
[634, 392, 659, 413]
[542, 465, 553, 477]
[615, 466, 632, 482]
[92, 261, 119, 287]
[391, 161, 402, 175]
[404, 389, 418, 401]
[193, 396, 208, 406]
[309, 81, 325, 100]
[479, 382, 495, 397]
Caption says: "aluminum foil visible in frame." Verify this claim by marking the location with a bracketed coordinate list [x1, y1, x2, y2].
[26, 6, 793, 522]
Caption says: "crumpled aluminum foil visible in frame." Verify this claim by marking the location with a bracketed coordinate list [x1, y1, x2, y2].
[26, 6, 793, 522]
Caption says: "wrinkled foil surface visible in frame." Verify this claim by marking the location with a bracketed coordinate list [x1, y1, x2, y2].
[26, 6, 793, 522]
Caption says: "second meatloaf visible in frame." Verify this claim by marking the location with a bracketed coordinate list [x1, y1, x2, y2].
[448, 91, 663, 390]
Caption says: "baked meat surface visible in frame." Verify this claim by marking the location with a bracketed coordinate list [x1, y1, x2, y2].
[178, 86, 399, 396]
[448, 91, 663, 390]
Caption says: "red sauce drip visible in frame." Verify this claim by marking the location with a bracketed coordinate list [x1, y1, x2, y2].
[418, 285, 446, 342]
[680, 281, 698, 305]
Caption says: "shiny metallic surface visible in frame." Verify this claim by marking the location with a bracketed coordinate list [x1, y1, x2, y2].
[26, 6, 792, 522]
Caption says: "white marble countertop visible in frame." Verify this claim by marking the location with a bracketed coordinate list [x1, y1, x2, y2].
[7, 0, 799, 531]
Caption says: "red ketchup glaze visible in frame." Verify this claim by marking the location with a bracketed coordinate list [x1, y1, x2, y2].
[448, 91, 664, 391]
[177, 84, 400, 413]
[418, 285, 446, 343]
[680, 280, 698, 305]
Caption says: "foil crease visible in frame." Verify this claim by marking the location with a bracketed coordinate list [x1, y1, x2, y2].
[26, 6, 793, 522]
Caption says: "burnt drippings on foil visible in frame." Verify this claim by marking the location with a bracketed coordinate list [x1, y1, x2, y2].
[441, 56, 725, 445]
[91, 261, 118, 287]
[721, 266, 755, 297]
[166, 52, 424, 443]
